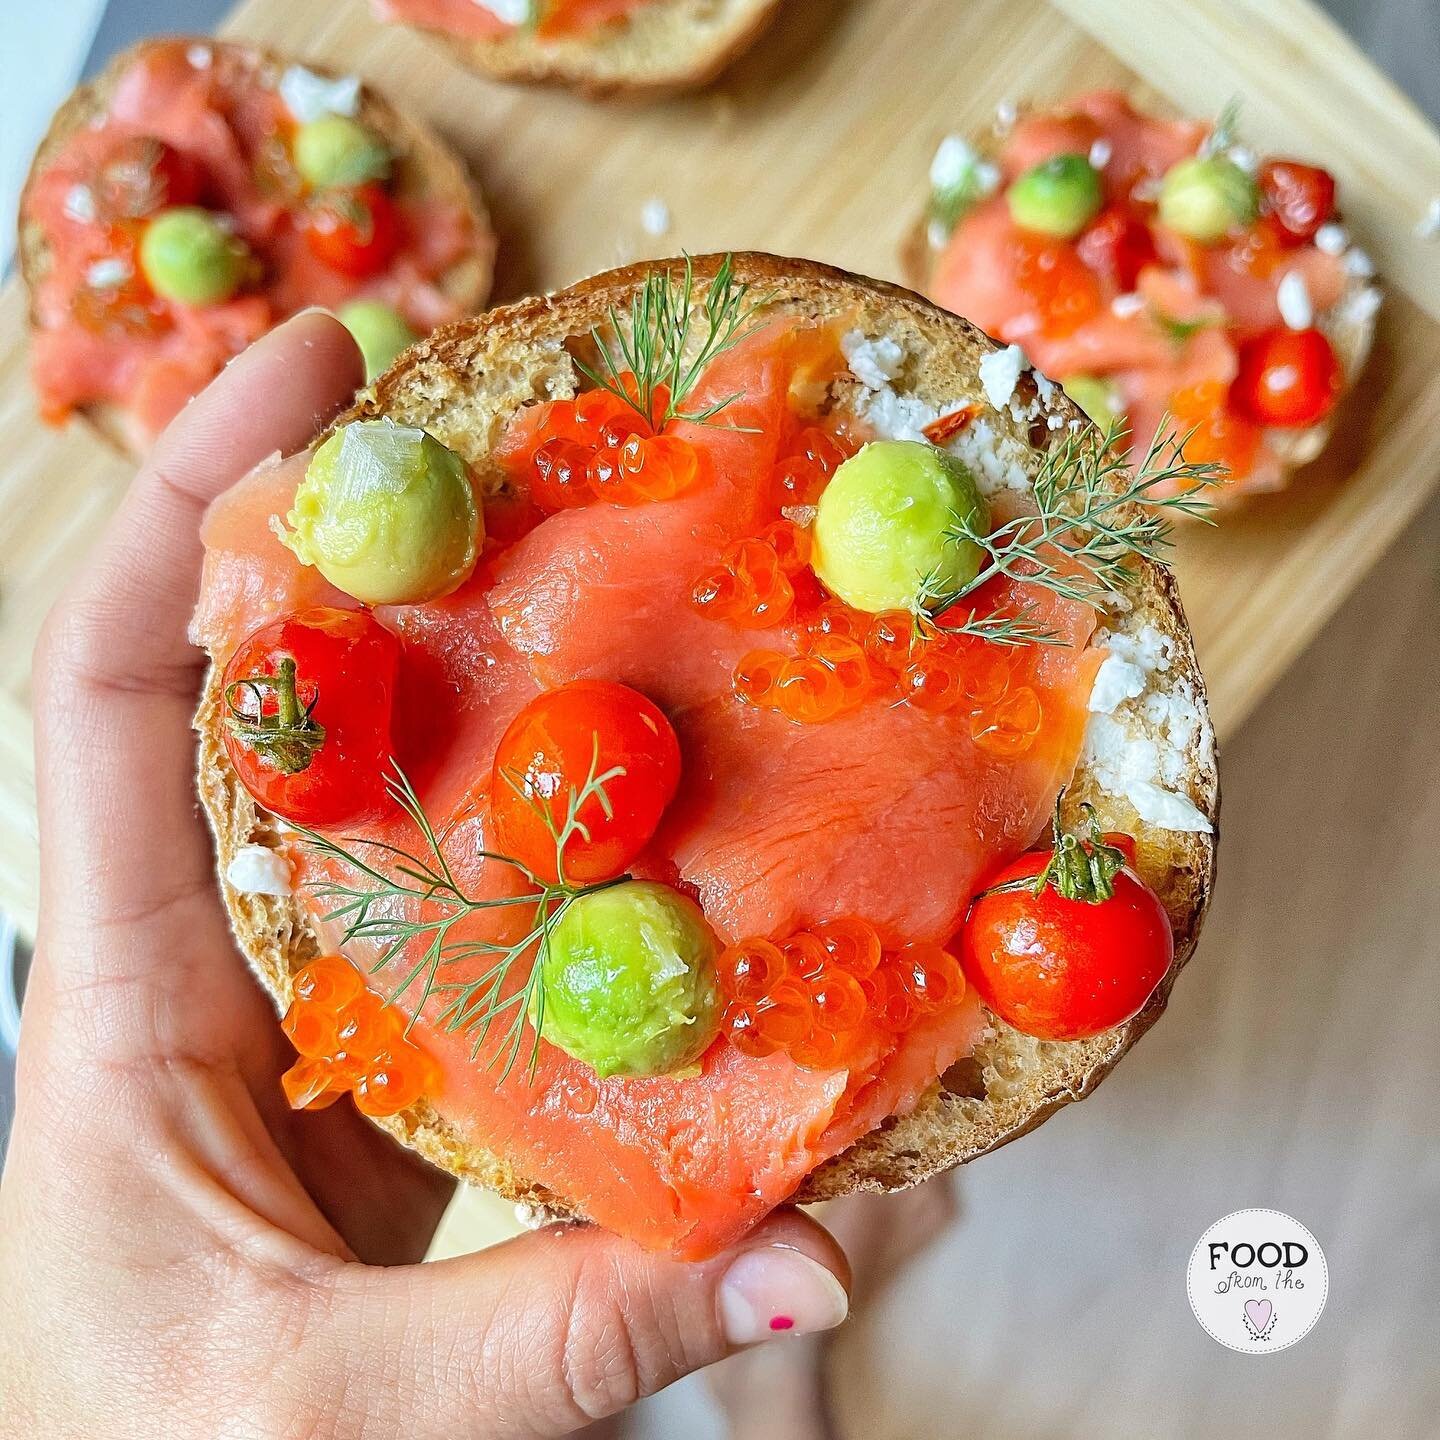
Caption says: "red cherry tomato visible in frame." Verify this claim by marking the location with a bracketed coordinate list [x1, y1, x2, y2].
[96, 136, 207, 218]
[959, 846, 1173, 1040]
[221, 608, 399, 827]
[490, 681, 682, 885]
[302, 184, 401, 277]
[1259, 159, 1336, 246]
[1076, 207, 1159, 292]
[1230, 326, 1343, 428]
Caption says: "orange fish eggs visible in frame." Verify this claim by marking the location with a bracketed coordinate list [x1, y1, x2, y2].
[691, 522, 811, 628]
[771, 425, 857, 508]
[719, 919, 966, 1070]
[280, 954, 439, 1119]
[513, 382, 701, 512]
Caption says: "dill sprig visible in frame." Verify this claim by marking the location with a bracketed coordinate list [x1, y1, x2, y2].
[574, 253, 767, 431]
[296, 747, 627, 1082]
[1202, 97, 1243, 157]
[921, 418, 1222, 628]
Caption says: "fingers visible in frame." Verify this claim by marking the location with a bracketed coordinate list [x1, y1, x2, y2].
[29, 315, 361, 1069]
[34, 314, 361, 940]
[312, 1210, 850, 1439]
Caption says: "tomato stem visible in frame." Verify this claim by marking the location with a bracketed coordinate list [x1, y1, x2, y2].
[978, 793, 1130, 906]
[223, 655, 326, 775]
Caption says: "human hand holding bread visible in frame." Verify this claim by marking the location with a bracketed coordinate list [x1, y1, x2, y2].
[0, 312, 850, 1439]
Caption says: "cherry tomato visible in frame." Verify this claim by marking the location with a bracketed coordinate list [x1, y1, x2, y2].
[1258, 159, 1336, 246]
[1230, 326, 1343, 428]
[1076, 207, 1158, 292]
[490, 681, 682, 886]
[96, 136, 206, 218]
[958, 846, 1173, 1040]
[221, 607, 399, 827]
[302, 184, 401, 277]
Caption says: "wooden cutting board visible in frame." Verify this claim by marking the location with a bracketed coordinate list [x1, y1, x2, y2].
[2, 0, 1439, 940]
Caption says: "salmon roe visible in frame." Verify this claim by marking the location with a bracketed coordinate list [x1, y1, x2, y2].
[1169, 381, 1262, 481]
[731, 591, 1046, 752]
[1011, 233, 1104, 337]
[719, 918, 967, 1070]
[502, 378, 702, 512]
[691, 521, 812, 628]
[771, 425, 859, 508]
[280, 954, 439, 1119]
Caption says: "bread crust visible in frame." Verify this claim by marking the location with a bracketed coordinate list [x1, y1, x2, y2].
[398, 0, 782, 97]
[903, 113, 1377, 495]
[194, 253, 1218, 1225]
[18, 36, 495, 461]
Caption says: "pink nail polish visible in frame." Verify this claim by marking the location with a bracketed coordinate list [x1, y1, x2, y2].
[719, 1246, 849, 1345]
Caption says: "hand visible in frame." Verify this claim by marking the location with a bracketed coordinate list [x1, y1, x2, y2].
[0, 313, 850, 1440]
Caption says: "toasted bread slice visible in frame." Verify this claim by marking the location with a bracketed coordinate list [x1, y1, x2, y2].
[379, 0, 782, 96]
[195, 254, 1218, 1224]
[904, 111, 1379, 497]
[19, 37, 495, 460]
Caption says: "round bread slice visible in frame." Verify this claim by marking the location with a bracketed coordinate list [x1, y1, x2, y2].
[195, 253, 1218, 1224]
[380, 0, 782, 96]
[904, 112, 1379, 495]
[19, 36, 495, 460]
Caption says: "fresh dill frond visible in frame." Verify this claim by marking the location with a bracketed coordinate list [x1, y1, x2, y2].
[296, 754, 628, 1082]
[917, 602, 1066, 649]
[1202, 96, 1243, 157]
[573, 253, 767, 430]
[921, 418, 1222, 627]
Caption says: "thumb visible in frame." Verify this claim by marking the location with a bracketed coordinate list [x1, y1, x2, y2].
[311, 1208, 849, 1439]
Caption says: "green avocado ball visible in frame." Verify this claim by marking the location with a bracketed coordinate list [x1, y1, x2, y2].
[812, 440, 989, 614]
[535, 881, 721, 1080]
[281, 420, 480, 605]
[1157, 156, 1259, 242]
[138, 207, 252, 306]
[293, 114, 391, 189]
[338, 300, 418, 381]
[1006, 154, 1104, 238]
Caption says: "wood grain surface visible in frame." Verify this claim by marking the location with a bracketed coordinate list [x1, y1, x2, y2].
[1, 0, 1438, 956]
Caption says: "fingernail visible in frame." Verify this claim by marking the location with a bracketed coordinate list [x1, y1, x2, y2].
[719, 1246, 849, 1345]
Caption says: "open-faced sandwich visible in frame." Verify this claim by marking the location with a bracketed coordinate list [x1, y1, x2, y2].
[21, 37, 494, 457]
[370, 0, 781, 94]
[910, 92, 1381, 501]
[192, 254, 1218, 1259]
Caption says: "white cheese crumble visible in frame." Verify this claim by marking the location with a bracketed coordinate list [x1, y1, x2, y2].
[929, 136, 1000, 201]
[640, 197, 671, 236]
[1088, 138, 1113, 170]
[1338, 284, 1382, 327]
[978, 343, 1026, 410]
[839, 330, 1035, 496]
[1276, 270, 1313, 330]
[1226, 144, 1259, 175]
[1343, 246, 1375, 278]
[279, 65, 361, 123]
[1313, 222, 1348, 255]
[1082, 625, 1213, 833]
[1416, 197, 1440, 240]
[86, 258, 131, 289]
[841, 330, 904, 389]
[64, 184, 96, 223]
[226, 845, 293, 897]
[1111, 292, 1144, 319]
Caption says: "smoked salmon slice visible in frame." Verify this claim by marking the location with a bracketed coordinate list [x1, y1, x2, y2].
[197, 319, 1100, 1258]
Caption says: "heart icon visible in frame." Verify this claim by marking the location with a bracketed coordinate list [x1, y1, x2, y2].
[1244, 1299, 1274, 1334]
